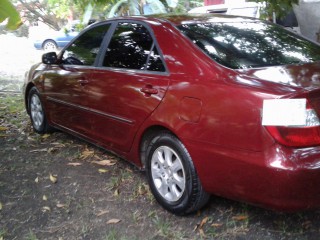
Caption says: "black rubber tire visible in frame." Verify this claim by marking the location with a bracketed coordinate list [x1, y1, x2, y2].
[146, 131, 210, 215]
[28, 87, 53, 134]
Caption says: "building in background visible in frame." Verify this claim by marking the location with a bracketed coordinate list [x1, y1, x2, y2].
[294, 0, 320, 42]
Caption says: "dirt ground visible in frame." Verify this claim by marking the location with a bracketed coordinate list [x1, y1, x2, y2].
[1, 35, 320, 240]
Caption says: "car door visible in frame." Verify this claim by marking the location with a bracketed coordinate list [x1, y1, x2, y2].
[42, 23, 111, 135]
[81, 21, 170, 152]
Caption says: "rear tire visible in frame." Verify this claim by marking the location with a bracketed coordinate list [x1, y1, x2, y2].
[146, 131, 209, 215]
[28, 87, 53, 134]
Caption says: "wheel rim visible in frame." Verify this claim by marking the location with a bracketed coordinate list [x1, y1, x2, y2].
[151, 146, 186, 202]
[43, 41, 56, 51]
[30, 94, 44, 130]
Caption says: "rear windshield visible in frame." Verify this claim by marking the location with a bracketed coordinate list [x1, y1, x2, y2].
[178, 21, 320, 69]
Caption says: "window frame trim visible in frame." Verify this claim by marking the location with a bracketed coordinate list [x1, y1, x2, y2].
[96, 20, 169, 74]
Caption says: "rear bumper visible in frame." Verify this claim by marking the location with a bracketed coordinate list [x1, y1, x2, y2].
[185, 139, 320, 211]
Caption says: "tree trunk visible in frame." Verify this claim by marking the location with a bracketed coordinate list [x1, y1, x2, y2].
[18, 0, 61, 30]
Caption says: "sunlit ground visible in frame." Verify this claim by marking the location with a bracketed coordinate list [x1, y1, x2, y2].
[0, 34, 43, 92]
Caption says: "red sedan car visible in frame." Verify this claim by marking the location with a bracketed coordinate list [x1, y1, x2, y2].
[23, 14, 320, 215]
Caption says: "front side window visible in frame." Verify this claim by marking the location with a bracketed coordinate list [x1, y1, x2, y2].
[103, 22, 165, 72]
[62, 24, 111, 66]
[178, 21, 320, 69]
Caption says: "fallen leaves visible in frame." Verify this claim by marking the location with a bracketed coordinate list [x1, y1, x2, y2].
[41, 134, 51, 139]
[106, 219, 121, 224]
[0, 126, 7, 131]
[42, 195, 48, 201]
[113, 189, 119, 196]
[92, 160, 116, 166]
[0, 202, 2, 210]
[194, 216, 209, 238]
[30, 148, 49, 153]
[199, 216, 208, 228]
[67, 162, 83, 166]
[211, 223, 223, 228]
[98, 169, 108, 173]
[95, 210, 109, 216]
[49, 174, 58, 184]
[232, 215, 249, 221]
[42, 206, 51, 212]
[79, 147, 95, 160]
[56, 203, 66, 208]
[93, 156, 117, 173]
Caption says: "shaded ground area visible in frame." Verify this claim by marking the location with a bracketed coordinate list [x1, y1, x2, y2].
[1, 94, 320, 240]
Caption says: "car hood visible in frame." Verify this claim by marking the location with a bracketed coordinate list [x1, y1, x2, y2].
[234, 61, 320, 93]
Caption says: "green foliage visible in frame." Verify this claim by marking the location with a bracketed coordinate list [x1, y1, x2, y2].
[250, 0, 299, 19]
[0, 0, 22, 30]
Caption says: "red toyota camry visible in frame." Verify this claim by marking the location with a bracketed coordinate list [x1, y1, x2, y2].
[23, 14, 320, 215]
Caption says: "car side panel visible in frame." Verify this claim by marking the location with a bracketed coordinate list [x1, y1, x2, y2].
[81, 68, 170, 152]
[41, 65, 94, 136]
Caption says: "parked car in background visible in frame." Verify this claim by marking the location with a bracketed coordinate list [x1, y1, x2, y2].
[33, 21, 80, 51]
[24, 14, 320, 215]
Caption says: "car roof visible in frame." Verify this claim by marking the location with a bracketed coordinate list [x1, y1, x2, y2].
[94, 14, 259, 27]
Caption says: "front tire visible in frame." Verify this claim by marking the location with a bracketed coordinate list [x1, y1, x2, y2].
[146, 132, 209, 215]
[28, 87, 52, 134]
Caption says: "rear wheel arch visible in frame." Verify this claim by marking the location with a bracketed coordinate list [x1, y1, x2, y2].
[140, 126, 173, 168]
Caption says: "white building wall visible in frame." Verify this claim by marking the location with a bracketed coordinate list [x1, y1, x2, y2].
[294, 0, 320, 41]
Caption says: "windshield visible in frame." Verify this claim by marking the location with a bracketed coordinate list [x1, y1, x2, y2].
[178, 21, 320, 69]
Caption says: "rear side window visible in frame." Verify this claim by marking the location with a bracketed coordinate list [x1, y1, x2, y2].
[178, 22, 320, 69]
[62, 24, 111, 66]
[103, 22, 165, 72]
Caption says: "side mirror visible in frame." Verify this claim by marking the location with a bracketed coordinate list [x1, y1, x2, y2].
[42, 52, 58, 65]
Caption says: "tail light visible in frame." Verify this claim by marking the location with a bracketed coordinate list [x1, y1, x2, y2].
[264, 100, 320, 147]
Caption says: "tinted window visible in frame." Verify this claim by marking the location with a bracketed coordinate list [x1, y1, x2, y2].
[103, 22, 165, 71]
[178, 22, 320, 69]
[62, 24, 111, 66]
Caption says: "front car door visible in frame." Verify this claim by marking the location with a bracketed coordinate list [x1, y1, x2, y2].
[42, 23, 111, 136]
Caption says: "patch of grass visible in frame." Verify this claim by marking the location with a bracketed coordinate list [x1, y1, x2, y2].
[81, 224, 91, 237]
[132, 180, 154, 202]
[0, 93, 27, 130]
[152, 216, 186, 240]
[25, 229, 37, 240]
[0, 94, 24, 113]
[105, 229, 140, 240]
[132, 210, 142, 223]
[104, 229, 119, 240]
[0, 229, 7, 239]
[106, 168, 135, 196]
